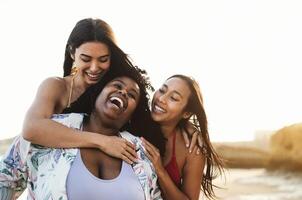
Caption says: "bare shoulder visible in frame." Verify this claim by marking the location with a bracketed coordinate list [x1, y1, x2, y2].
[36, 76, 70, 96]
[40, 77, 66, 88]
[34, 76, 70, 104]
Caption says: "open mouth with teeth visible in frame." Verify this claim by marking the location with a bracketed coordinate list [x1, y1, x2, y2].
[109, 96, 125, 110]
[86, 71, 103, 81]
[153, 103, 167, 113]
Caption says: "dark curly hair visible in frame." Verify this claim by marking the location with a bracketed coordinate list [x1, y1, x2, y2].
[64, 65, 165, 155]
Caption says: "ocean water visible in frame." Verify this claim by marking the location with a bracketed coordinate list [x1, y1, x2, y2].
[237, 170, 302, 200]
[214, 168, 302, 200]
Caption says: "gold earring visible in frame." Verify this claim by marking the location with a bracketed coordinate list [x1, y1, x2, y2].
[71, 63, 78, 76]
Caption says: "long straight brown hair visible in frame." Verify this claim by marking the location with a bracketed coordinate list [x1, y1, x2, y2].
[168, 74, 224, 199]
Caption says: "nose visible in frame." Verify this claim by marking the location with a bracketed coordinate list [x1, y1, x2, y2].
[90, 60, 109, 72]
[89, 61, 100, 72]
[158, 93, 167, 104]
[118, 89, 128, 98]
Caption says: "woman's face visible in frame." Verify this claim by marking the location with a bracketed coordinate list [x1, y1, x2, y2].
[72, 41, 111, 86]
[95, 76, 140, 128]
[151, 77, 191, 125]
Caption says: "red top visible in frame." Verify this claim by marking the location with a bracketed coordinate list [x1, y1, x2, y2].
[164, 132, 181, 187]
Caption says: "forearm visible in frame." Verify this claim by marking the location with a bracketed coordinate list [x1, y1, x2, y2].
[157, 169, 189, 200]
[22, 119, 106, 149]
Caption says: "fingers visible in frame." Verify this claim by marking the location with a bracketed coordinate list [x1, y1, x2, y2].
[143, 146, 153, 161]
[192, 145, 200, 155]
[189, 131, 198, 153]
[142, 140, 155, 162]
[121, 154, 134, 165]
[105, 136, 138, 164]
[182, 131, 190, 148]
[197, 135, 203, 154]
[121, 149, 137, 164]
[125, 141, 137, 159]
[196, 147, 200, 155]
[141, 137, 159, 161]
[141, 138, 157, 154]
[120, 140, 137, 164]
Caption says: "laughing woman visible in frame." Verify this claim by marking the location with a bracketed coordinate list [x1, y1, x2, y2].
[0, 66, 165, 200]
[22, 18, 139, 164]
[142, 75, 224, 200]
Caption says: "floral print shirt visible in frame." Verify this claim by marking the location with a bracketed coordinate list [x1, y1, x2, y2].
[0, 113, 162, 200]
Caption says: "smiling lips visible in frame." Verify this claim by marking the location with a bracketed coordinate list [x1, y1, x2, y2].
[153, 104, 166, 113]
[86, 71, 103, 81]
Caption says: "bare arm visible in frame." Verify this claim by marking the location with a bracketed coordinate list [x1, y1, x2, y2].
[142, 138, 205, 200]
[22, 77, 137, 164]
[180, 146, 205, 200]
[22, 77, 97, 148]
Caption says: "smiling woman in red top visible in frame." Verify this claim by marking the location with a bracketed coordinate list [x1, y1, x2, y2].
[142, 74, 224, 200]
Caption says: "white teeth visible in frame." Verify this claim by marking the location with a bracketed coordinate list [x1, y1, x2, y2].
[110, 97, 124, 109]
[154, 105, 166, 113]
[86, 72, 102, 79]
[87, 73, 100, 78]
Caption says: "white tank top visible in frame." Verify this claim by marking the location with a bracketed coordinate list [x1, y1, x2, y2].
[66, 151, 145, 200]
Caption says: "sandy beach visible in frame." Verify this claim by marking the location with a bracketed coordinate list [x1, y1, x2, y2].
[5, 166, 302, 200]
[212, 168, 302, 200]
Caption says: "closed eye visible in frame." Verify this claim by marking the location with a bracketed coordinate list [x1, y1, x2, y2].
[81, 57, 91, 62]
[158, 88, 165, 94]
[171, 96, 178, 101]
[113, 83, 123, 90]
[99, 56, 110, 63]
[128, 92, 138, 100]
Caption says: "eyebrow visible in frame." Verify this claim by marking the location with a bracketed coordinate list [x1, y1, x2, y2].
[115, 79, 140, 96]
[163, 84, 183, 98]
[80, 54, 110, 59]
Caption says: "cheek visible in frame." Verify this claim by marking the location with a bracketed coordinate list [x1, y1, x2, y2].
[168, 102, 186, 115]
[152, 92, 160, 102]
[129, 101, 138, 112]
[94, 97, 104, 111]
[74, 61, 89, 71]
[125, 101, 138, 116]
[102, 60, 111, 70]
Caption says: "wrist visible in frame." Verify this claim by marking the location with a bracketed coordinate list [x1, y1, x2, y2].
[82, 131, 106, 150]
[156, 166, 167, 178]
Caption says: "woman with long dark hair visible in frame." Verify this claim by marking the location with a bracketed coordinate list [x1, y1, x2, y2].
[143, 75, 224, 200]
[22, 18, 138, 163]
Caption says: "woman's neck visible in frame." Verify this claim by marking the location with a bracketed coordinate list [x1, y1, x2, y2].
[73, 75, 89, 93]
[84, 114, 119, 136]
[161, 124, 178, 139]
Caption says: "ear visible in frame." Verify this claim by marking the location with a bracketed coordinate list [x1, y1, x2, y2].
[182, 111, 192, 120]
[69, 45, 75, 60]
[70, 52, 75, 60]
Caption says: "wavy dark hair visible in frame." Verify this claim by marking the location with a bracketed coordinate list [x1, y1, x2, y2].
[168, 74, 224, 199]
[63, 18, 133, 78]
[65, 65, 165, 155]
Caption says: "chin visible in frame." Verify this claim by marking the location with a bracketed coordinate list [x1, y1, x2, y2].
[151, 114, 162, 122]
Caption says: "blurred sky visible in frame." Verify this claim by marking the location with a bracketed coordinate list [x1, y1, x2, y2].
[0, 0, 302, 141]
